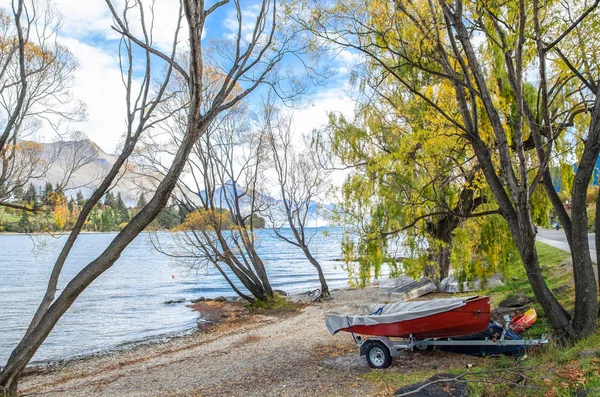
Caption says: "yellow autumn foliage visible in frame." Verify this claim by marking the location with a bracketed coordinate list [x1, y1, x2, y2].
[176, 209, 233, 231]
[52, 197, 69, 231]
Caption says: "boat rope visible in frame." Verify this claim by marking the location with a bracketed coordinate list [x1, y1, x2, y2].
[345, 315, 359, 344]
[369, 305, 385, 316]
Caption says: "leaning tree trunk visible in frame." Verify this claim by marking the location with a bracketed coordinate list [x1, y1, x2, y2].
[208, 226, 273, 303]
[213, 263, 254, 303]
[543, 168, 574, 246]
[221, 250, 272, 302]
[229, 261, 271, 302]
[466, 138, 575, 339]
[506, 202, 575, 339]
[518, 233, 575, 339]
[0, 113, 212, 397]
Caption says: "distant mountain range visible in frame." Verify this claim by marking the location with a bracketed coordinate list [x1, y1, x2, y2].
[198, 180, 335, 225]
[28, 139, 335, 222]
[31, 139, 142, 201]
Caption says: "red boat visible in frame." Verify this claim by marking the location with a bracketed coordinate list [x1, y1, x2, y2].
[325, 296, 490, 339]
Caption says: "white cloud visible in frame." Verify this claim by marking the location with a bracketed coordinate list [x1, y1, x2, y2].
[333, 49, 363, 76]
[265, 87, 356, 197]
[222, 3, 263, 43]
[0, 0, 359, 169]
[53, 0, 116, 39]
[290, 84, 357, 134]
[52, 0, 187, 52]
[58, 37, 129, 153]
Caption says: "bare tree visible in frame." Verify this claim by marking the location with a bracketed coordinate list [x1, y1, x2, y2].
[0, 0, 285, 394]
[263, 100, 332, 297]
[152, 101, 275, 302]
[0, 0, 85, 212]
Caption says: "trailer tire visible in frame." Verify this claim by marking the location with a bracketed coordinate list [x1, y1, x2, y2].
[365, 341, 392, 369]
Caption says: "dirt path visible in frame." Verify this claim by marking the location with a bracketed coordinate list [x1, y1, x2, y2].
[18, 287, 481, 397]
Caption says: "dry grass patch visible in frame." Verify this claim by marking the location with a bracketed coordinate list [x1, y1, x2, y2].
[239, 334, 262, 345]
[311, 340, 357, 360]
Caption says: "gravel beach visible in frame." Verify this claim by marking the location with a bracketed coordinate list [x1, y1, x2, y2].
[18, 286, 483, 397]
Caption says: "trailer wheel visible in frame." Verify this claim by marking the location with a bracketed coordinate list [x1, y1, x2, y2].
[365, 341, 392, 369]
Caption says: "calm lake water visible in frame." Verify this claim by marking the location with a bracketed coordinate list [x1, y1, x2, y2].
[0, 228, 388, 365]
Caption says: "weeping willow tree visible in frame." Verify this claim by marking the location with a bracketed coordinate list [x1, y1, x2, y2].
[295, 0, 600, 340]
[326, 94, 522, 287]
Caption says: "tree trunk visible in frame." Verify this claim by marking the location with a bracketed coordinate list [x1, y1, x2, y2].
[596, 191, 600, 303]
[225, 257, 270, 302]
[0, 112, 212, 396]
[512, 220, 575, 339]
[252, 255, 274, 299]
[425, 245, 451, 283]
[436, 244, 452, 281]
[303, 247, 329, 298]
[213, 263, 254, 303]
[425, 216, 455, 283]
[568, 93, 600, 336]
[522, 240, 574, 338]
[468, 140, 575, 338]
[543, 168, 573, 246]
[570, 165, 600, 336]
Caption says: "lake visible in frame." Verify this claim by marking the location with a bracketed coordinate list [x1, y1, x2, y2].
[0, 228, 390, 365]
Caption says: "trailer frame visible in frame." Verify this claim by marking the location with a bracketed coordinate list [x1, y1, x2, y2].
[355, 316, 549, 369]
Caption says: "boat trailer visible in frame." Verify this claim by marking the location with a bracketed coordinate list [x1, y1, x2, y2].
[354, 316, 549, 369]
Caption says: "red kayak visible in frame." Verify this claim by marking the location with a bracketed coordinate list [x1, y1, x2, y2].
[326, 296, 491, 339]
[509, 308, 537, 333]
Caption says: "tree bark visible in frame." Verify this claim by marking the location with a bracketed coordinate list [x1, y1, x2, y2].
[596, 190, 600, 302]
[518, 233, 574, 338]
[569, 99, 600, 335]
[436, 244, 452, 282]
[504, 196, 575, 338]
[303, 247, 329, 297]
[425, 212, 459, 283]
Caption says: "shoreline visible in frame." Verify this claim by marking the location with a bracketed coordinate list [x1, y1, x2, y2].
[17, 285, 491, 397]
[16, 286, 384, 396]
[17, 288, 338, 375]
[21, 325, 200, 375]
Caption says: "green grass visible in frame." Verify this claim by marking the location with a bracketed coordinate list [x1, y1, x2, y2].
[247, 294, 302, 315]
[488, 242, 575, 317]
[536, 241, 571, 267]
[465, 243, 599, 396]
[0, 211, 55, 224]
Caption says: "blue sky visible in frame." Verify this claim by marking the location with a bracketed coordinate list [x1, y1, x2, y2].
[1, 0, 359, 154]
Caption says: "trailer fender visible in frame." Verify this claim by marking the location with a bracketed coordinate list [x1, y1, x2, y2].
[360, 337, 400, 357]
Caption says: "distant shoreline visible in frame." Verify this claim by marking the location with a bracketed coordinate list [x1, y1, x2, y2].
[0, 226, 334, 236]
[0, 230, 159, 236]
